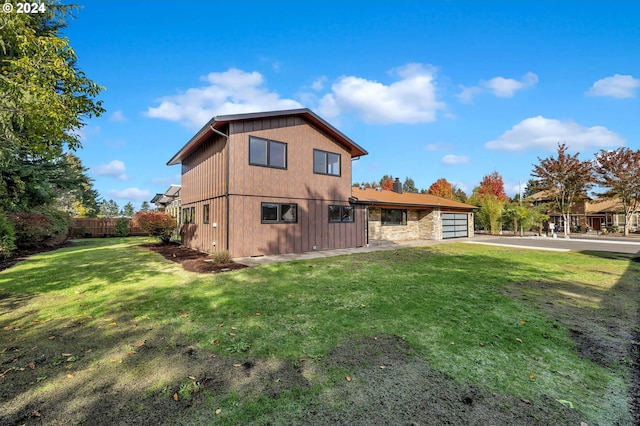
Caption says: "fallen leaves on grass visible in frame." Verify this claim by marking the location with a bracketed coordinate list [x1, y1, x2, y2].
[516, 338, 523, 343]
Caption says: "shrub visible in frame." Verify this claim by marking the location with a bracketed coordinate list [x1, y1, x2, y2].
[114, 218, 130, 237]
[9, 212, 52, 249]
[0, 211, 16, 259]
[39, 208, 70, 246]
[210, 250, 231, 265]
[8, 209, 70, 249]
[131, 211, 176, 244]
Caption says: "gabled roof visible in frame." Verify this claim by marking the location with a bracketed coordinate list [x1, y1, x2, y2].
[164, 184, 181, 197]
[167, 108, 368, 166]
[586, 198, 625, 214]
[526, 190, 592, 203]
[351, 188, 478, 210]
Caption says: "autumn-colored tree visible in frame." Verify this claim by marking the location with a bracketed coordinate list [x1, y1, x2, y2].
[428, 178, 454, 199]
[477, 171, 509, 201]
[593, 147, 640, 236]
[380, 178, 394, 191]
[532, 143, 594, 237]
[132, 211, 176, 244]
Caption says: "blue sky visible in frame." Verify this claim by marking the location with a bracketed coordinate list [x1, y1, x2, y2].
[63, 1, 640, 208]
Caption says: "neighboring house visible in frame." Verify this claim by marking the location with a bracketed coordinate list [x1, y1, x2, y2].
[151, 184, 182, 219]
[527, 190, 639, 232]
[167, 109, 368, 257]
[351, 180, 477, 241]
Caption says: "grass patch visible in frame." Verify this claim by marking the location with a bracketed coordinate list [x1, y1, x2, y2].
[0, 237, 637, 425]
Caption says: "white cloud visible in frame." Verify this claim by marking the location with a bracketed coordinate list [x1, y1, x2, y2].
[106, 187, 151, 202]
[458, 72, 538, 103]
[318, 63, 445, 124]
[74, 125, 100, 142]
[441, 154, 470, 165]
[146, 68, 302, 129]
[457, 86, 483, 104]
[93, 160, 129, 180]
[311, 76, 327, 91]
[586, 74, 640, 98]
[485, 116, 625, 152]
[152, 174, 182, 185]
[425, 142, 453, 151]
[110, 110, 127, 122]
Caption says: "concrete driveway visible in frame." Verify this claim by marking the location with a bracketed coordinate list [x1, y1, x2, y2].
[465, 235, 640, 255]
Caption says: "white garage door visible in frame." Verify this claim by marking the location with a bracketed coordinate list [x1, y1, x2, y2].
[442, 213, 468, 239]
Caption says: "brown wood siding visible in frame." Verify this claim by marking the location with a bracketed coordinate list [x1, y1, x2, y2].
[181, 196, 228, 254]
[228, 122, 352, 201]
[181, 134, 227, 205]
[180, 115, 367, 257]
[227, 195, 365, 257]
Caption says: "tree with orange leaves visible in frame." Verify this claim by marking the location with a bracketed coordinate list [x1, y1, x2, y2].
[477, 171, 509, 201]
[428, 178, 454, 199]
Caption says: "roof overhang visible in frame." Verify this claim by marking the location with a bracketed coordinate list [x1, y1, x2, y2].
[167, 108, 368, 166]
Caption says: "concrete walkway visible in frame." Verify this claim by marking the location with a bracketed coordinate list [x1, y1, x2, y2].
[232, 236, 487, 266]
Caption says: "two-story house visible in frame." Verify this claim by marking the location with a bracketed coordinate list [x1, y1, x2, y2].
[167, 109, 368, 257]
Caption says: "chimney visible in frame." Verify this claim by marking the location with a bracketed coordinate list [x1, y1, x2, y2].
[393, 177, 403, 194]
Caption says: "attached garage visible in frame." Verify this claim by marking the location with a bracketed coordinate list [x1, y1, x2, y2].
[442, 212, 469, 239]
[350, 183, 478, 243]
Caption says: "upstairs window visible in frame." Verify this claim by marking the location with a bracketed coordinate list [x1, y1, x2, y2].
[249, 136, 287, 169]
[329, 205, 354, 223]
[261, 203, 297, 224]
[313, 149, 341, 176]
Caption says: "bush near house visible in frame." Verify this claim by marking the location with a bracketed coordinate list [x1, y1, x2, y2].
[131, 211, 176, 244]
[0, 211, 16, 259]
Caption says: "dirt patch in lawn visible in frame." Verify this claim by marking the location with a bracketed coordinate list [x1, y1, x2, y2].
[503, 276, 640, 424]
[1, 325, 586, 425]
[140, 242, 247, 273]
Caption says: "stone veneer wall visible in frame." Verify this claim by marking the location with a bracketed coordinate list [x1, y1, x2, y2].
[368, 207, 440, 241]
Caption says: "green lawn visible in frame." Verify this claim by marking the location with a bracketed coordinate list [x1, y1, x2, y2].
[1, 237, 637, 425]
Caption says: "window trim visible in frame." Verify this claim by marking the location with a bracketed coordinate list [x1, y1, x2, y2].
[381, 208, 407, 226]
[203, 204, 210, 224]
[329, 205, 354, 223]
[249, 136, 287, 169]
[313, 149, 341, 176]
[261, 202, 298, 224]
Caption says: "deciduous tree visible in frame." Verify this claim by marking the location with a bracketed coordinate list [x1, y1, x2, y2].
[403, 177, 418, 193]
[132, 211, 176, 244]
[0, 4, 104, 160]
[593, 147, 640, 236]
[428, 178, 454, 199]
[477, 171, 509, 201]
[532, 143, 594, 237]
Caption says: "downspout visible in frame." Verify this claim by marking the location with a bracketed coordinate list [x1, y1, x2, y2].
[210, 125, 230, 252]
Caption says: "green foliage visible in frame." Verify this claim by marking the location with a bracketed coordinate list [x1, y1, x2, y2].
[132, 211, 176, 244]
[402, 177, 418, 193]
[114, 218, 130, 237]
[99, 199, 120, 217]
[0, 4, 104, 159]
[0, 211, 16, 259]
[210, 250, 231, 265]
[8, 208, 70, 249]
[121, 202, 135, 217]
[140, 201, 151, 212]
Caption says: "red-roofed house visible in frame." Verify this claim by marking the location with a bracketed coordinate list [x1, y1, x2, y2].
[351, 181, 477, 241]
[167, 109, 477, 257]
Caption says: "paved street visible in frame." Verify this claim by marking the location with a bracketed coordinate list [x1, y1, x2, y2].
[466, 235, 640, 255]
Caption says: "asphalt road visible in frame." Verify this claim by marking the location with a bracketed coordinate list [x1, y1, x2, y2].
[466, 235, 640, 255]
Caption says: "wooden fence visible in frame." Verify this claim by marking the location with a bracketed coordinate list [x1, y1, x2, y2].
[70, 218, 147, 238]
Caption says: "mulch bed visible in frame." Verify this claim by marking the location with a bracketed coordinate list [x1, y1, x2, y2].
[140, 242, 248, 273]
